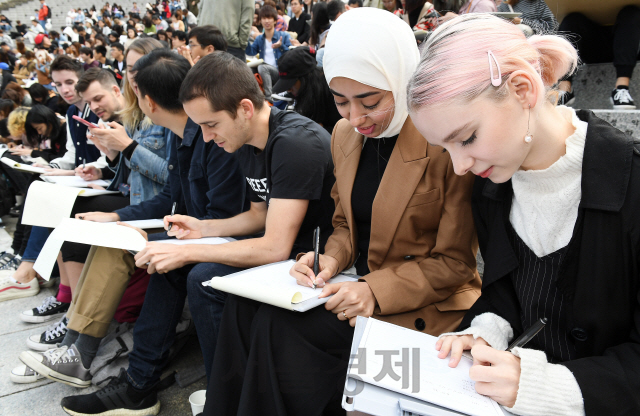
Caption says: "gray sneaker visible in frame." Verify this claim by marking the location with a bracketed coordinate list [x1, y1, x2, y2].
[19, 344, 91, 388]
[10, 364, 44, 384]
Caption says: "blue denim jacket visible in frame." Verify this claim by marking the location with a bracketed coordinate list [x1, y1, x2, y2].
[245, 30, 291, 66]
[107, 122, 172, 205]
[116, 118, 248, 222]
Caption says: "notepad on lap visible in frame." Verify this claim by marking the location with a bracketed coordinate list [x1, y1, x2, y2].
[41, 175, 110, 188]
[343, 317, 511, 416]
[1, 157, 46, 174]
[202, 260, 358, 312]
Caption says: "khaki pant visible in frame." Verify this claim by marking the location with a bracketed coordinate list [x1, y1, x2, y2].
[66, 246, 135, 338]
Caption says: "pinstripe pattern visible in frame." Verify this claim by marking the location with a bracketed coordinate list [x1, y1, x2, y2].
[497, 0, 558, 33]
[509, 224, 576, 362]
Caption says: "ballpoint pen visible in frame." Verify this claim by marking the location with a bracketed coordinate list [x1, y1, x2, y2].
[312, 226, 320, 289]
[167, 202, 177, 231]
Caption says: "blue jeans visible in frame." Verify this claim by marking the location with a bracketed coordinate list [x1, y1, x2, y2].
[39, 20, 47, 33]
[22, 226, 50, 262]
[126, 262, 243, 389]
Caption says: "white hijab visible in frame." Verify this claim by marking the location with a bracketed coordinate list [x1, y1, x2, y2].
[324, 8, 420, 138]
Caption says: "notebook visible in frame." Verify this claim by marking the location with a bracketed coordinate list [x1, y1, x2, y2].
[1, 157, 46, 174]
[202, 260, 358, 312]
[343, 317, 512, 416]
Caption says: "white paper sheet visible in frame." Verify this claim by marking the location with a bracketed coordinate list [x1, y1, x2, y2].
[22, 182, 119, 228]
[33, 220, 236, 280]
[22, 181, 87, 228]
[41, 176, 110, 188]
[351, 318, 504, 416]
[113, 219, 166, 229]
[34, 218, 148, 279]
[1, 157, 46, 174]
[203, 260, 358, 310]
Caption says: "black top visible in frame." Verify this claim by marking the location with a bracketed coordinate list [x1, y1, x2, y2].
[351, 135, 397, 276]
[508, 224, 576, 363]
[461, 111, 640, 414]
[236, 108, 335, 255]
[288, 12, 311, 44]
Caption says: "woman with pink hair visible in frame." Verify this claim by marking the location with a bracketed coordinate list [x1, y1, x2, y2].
[408, 13, 640, 415]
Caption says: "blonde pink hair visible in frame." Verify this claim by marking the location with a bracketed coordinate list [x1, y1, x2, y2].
[407, 14, 578, 110]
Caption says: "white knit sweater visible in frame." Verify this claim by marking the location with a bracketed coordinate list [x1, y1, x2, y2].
[510, 106, 588, 258]
[440, 107, 588, 415]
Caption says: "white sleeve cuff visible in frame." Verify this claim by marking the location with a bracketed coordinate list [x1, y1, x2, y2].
[439, 312, 514, 351]
[506, 347, 585, 416]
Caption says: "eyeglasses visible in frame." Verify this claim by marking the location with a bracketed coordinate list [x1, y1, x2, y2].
[188, 43, 201, 48]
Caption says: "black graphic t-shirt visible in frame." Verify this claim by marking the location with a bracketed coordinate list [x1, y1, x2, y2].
[236, 108, 335, 255]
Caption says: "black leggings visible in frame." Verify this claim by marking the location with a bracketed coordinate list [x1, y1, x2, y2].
[559, 5, 640, 81]
[60, 194, 129, 263]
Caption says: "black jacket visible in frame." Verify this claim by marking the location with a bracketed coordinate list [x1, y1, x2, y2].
[462, 110, 640, 415]
[288, 12, 311, 44]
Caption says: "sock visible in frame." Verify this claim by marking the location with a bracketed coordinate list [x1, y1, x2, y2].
[616, 85, 629, 90]
[61, 328, 79, 347]
[56, 284, 72, 303]
[75, 333, 102, 369]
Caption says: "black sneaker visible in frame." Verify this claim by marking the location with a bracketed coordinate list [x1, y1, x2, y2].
[557, 90, 575, 106]
[9, 204, 21, 217]
[60, 369, 161, 415]
[26, 315, 68, 351]
[21, 295, 70, 323]
[611, 87, 636, 110]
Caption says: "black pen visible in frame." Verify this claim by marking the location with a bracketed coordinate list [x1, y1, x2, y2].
[167, 202, 177, 231]
[507, 317, 547, 352]
[312, 226, 320, 289]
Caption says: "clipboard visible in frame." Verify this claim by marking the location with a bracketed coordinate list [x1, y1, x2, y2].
[342, 317, 515, 416]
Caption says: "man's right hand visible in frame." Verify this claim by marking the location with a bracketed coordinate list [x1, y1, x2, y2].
[75, 212, 120, 222]
[164, 214, 204, 239]
[75, 165, 103, 180]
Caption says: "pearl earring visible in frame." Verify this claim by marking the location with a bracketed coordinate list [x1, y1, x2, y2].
[524, 104, 532, 143]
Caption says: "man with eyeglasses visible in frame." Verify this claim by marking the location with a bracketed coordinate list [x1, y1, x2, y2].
[178, 25, 227, 66]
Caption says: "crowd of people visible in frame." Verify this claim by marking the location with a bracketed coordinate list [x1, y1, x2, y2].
[0, 0, 637, 415]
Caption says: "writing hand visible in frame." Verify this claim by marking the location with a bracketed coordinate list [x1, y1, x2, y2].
[164, 214, 203, 239]
[468, 345, 521, 408]
[290, 252, 338, 288]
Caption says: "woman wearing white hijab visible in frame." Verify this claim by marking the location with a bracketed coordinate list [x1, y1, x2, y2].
[204, 8, 481, 416]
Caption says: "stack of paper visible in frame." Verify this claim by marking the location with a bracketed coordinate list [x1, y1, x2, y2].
[1, 157, 46, 174]
[41, 176, 110, 188]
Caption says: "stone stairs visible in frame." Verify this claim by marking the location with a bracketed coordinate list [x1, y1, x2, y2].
[570, 61, 639, 139]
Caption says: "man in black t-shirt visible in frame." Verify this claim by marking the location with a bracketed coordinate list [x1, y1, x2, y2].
[135, 51, 335, 271]
[131, 52, 335, 381]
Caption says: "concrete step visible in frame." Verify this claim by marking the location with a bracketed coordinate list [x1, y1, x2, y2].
[591, 109, 640, 139]
[571, 62, 640, 110]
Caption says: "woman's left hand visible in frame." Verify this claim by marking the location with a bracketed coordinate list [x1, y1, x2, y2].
[321, 281, 376, 327]
[10, 145, 32, 156]
[510, 17, 522, 24]
[468, 344, 521, 408]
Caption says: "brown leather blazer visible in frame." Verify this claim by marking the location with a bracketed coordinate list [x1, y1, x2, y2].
[323, 117, 481, 336]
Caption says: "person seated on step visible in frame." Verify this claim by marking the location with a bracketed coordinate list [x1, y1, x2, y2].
[557, 4, 640, 110]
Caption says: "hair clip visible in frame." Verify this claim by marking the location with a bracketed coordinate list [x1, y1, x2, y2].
[487, 50, 502, 87]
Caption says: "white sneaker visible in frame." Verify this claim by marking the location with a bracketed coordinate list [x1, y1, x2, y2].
[0, 277, 39, 302]
[10, 364, 44, 384]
